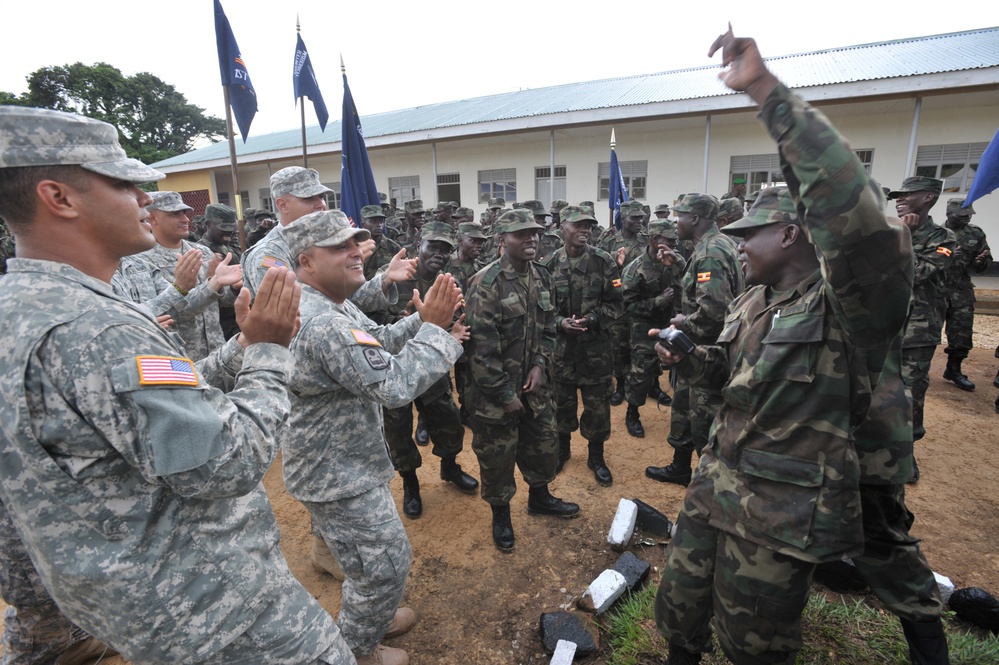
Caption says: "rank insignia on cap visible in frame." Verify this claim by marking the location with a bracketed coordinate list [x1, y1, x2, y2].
[261, 256, 288, 269]
[936, 247, 953, 257]
[612, 278, 622, 288]
[351, 329, 381, 346]
[136, 356, 198, 386]
[697, 271, 712, 283]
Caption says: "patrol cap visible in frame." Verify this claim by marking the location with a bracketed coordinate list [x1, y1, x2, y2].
[284, 209, 370, 258]
[487, 197, 506, 210]
[721, 186, 800, 237]
[718, 197, 744, 219]
[744, 190, 759, 204]
[0, 106, 164, 183]
[449, 201, 460, 209]
[670, 193, 719, 220]
[512, 201, 525, 209]
[457, 221, 487, 239]
[270, 166, 332, 199]
[560, 206, 598, 226]
[405, 199, 426, 214]
[521, 199, 550, 216]
[420, 221, 456, 248]
[453, 206, 476, 221]
[147, 191, 193, 213]
[361, 204, 386, 219]
[648, 218, 677, 239]
[205, 203, 237, 230]
[654, 203, 671, 214]
[888, 176, 943, 199]
[378, 192, 387, 202]
[493, 209, 544, 235]
[621, 201, 645, 217]
[946, 198, 975, 217]
[243, 207, 260, 219]
[433, 202, 452, 213]
[549, 199, 569, 214]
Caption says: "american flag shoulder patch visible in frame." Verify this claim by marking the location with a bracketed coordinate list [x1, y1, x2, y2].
[936, 246, 953, 257]
[136, 356, 199, 386]
[697, 271, 712, 283]
[612, 278, 622, 288]
[261, 255, 288, 269]
[351, 329, 382, 346]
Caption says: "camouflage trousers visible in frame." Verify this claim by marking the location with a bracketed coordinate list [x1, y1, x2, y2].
[655, 504, 815, 664]
[901, 345, 936, 442]
[943, 289, 975, 358]
[625, 344, 663, 407]
[383, 382, 464, 473]
[610, 319, 630, 381]
[303, 484, 412, 658]
[471, 402, 558, 505]
[667, 381, 693, 454]
[854, 483, 942, 621]
[555, 379, 613, 442]
[0, 500, 88, 665]
[453, 361, 470, 411]
[667, 378, 718, 456]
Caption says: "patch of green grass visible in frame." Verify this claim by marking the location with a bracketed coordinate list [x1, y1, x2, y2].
[604, 586, 999, 664]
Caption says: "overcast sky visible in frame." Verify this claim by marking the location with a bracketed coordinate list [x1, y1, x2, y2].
[4, 2, 997, 140]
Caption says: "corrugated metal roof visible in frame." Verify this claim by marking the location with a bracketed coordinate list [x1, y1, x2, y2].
[153, 27, 999, 169]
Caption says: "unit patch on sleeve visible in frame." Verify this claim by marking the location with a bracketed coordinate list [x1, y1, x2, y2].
[363, 348, 390, 371]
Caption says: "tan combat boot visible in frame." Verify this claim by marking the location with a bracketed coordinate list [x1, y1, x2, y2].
[55, 636, 119, 665]
[310, 535, 345, 581]
[356, 645, 408, 665]
[384, 607, 416, 639]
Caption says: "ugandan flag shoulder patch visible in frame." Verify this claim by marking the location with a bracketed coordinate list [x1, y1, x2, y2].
[697, 271, 712, 283]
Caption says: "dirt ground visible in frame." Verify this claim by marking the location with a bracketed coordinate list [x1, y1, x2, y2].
[3, 318, 998, 664]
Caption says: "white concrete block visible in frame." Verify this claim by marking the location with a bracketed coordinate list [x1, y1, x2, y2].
[550, 639, 577, 665]
[607, 498, 637, 550]
[934, 571, 955, 605]
[584, 569, 627, 615]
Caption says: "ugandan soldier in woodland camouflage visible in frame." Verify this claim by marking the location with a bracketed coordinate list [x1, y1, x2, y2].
[198, 203, 242, 339]
[359, 204, 404, 281]
[653, 29, 914, 664]
[888, 176, 956, 482]
[448, 221, 488, 422]
[621, 217, 686, 438]
[941, 198, 991, 391]
[464, 209, 580, 553]
[541, 206, 625, 486]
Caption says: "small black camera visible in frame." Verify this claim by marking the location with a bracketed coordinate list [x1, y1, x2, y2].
[657, 328, 696, 356]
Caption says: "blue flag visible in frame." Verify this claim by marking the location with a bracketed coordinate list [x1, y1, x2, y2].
[214, 0, 256, 142]
[964, 128, 999, 208]
[609, 147, 629, 230]
[293, 34, 329, 132]
[340, 72, 379, 227]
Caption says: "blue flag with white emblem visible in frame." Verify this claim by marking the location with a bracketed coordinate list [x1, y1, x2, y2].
[340, 72, 379, 227]
[293, 34, 329, 132]
[964, 128, 999, 208]
[214, 0, 256, 142]
[609, 146, 629, 230]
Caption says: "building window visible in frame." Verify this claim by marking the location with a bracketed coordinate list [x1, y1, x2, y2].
[915, 143, 988, 193]
[218, 190, 250, 214]
[598, 161, 647, 200]
[535, 166, 566, 204]
[854, 149, 874, 174]
[389, 175, 421, 207]
[437, 173, 460, 207]
[478, 168, 516, 204]
[322, 182, 341, 210]
[258, 188, 273, 213]
[729, 154, 784, 196]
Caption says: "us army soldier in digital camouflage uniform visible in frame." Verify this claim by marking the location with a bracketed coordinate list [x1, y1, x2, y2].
[282, 210, 468, 665]
[465, 209, 581, 553]
[651, 28, 913, 664]
[0, 106, 355, 665]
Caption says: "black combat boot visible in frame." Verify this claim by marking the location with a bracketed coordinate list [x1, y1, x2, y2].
[665, 643, 702, 664]
[400, 471, 422, 518]
[415, 415, 430, 445]
[908, 457, 920, 484]
[645, 448, 693, 486]
[491, 503, 515, 552]
[625, 404, 645, 438]
[899, 617, 949, 665]
[994, 365, 999, 389]
[942, 356, 975, 391]
[587, 440, 613, 486]
[609, 377, 625, 406]
[555, 433, 571, 474]
[440, 455, 479, 493]
[650, 379, 672, 406]
[527, 485, 580, 518]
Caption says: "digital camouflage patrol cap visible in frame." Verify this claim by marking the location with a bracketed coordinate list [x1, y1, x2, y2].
[0, 106, 164, 183]
[147, 191, 193, 213]
[721, 186, 800, 237]
[670, 193, 719, 220]
[888, 176, 943, 199]
[284, 209, 370, 258]
[493, 209, 544, 235]
[270, 166, 332, 199]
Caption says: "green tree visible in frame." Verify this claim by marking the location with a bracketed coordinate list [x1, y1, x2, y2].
[4, 62, 226, 163]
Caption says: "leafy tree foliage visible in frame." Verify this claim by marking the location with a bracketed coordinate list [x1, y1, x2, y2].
[3, 62, 225, 163]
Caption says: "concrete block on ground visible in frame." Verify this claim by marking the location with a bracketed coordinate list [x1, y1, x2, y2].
[933, 572, 955, 605]
[578, 569, 627, 615]
[607, 498, 637, 551]
[550, 639, 576, 665]
[539, 611, 597, 656]
[613, 551, 651, 592]
[630, 498, 674, 539]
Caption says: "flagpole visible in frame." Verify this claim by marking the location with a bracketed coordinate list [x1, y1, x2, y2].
[298, 16, 308, 168]
[609, 129, 616, 231]
[223, 86, 246, 252]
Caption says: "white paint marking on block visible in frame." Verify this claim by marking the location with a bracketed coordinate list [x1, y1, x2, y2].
[933, 571, 955, 605]
[607, 498, 637, 549]
[550, 639, 577, 665]
[584, 569, 627, 614]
